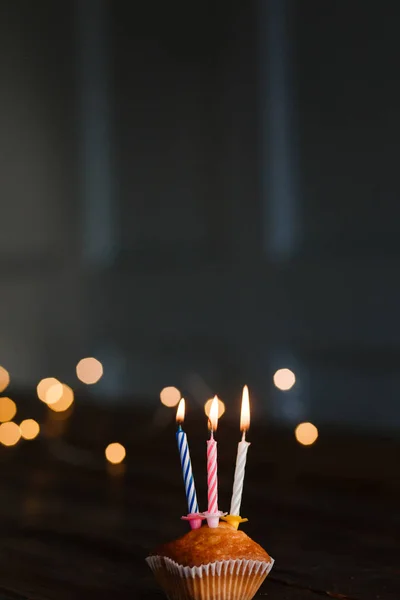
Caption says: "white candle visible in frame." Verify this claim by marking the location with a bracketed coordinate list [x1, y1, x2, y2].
[229, 385, 251, 516]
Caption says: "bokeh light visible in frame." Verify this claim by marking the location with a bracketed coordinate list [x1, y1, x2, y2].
[105, 442, 126, 464]
[20, 419, 40, 440]
[204, 397, 226, 419]
[273, 368, 296, 391]
[0, 366, 10, 393]
[37, 378, 62, 403]
[48, 384, 74, 412]
[160, 386, 181, 407]
[76, 357, 103, 384]
[45, 382, 64, 405]
[295, 422, 319, 446]
[0, 421, 21, 446]
[0, 397, 17, 422]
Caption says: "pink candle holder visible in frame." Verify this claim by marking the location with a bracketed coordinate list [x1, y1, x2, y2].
[201, 510, 227, 529]
[181, 513, 206, 530]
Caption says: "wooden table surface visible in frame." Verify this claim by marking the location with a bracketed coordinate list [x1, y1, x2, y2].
[0, 402, 398, 600]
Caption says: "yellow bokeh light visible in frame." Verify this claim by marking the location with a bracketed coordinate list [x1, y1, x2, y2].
[0, 366, 10, 393]
[273, 368, 296, 391]
[295, 422, 319, 446]
[204, 397, 226, 419]
[0, 397, 17, 422]
[48, 384, 74, 412]
[76, 357, 103, 385]
[160, 386, 181, 407]
[0, 421, 21, 446]
[20, 419, 40, 440]
[37, 378, 62, 403]
[105, 442, 126, 464]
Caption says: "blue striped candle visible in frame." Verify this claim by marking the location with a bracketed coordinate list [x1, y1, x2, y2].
[176, 399, 199, 515]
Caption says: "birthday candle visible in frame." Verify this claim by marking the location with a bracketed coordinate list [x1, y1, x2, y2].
[207, 396, 219, 514]
[176, 399, 199, 515]
[229, 385, 251, 516]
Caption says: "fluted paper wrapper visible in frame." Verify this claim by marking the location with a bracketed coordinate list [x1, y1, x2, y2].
[146, 555, 274, 600]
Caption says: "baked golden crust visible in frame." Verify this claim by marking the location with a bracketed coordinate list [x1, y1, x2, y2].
[152, 522, 271, 567]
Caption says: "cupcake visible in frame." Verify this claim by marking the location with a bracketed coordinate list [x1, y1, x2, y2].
[146, 522, 274, 600]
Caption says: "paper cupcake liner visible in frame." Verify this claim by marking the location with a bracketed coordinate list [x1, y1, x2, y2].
[146, 555, 274, 600]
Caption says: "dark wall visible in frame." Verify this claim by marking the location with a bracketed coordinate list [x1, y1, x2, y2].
[295, 1, 400, 254]
[0, 0, 399, 432]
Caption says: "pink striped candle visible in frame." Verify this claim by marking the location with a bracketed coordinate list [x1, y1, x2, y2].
[205, 396, 223, 528]
[207, 433, 218, 513]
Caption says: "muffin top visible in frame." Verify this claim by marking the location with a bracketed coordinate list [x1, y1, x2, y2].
[152, 522, 271, 567]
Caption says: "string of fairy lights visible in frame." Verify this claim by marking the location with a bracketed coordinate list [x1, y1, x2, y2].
[0, 362, 319, 464]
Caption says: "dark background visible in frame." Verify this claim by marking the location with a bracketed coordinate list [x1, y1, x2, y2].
[2, 0, 400, 431]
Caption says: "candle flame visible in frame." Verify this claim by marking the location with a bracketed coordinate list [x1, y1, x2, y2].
[240, 385, 250, 432]
[176, 398, 185, 423]
[209, 395, 219, 432]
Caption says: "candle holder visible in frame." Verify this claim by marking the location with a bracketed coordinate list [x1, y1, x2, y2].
[181, 513, 206, 530]
[201, 510, 227, 529]
[221, 514, 249, 530]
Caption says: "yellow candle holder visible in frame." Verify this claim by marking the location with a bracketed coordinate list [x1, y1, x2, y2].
[221, 514, 248, 530]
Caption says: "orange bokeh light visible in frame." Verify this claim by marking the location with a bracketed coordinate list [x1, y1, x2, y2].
[37, 378, 62, 403]
[0, 366, 10, 393]
[0, 397, 17, 422]
[45, 382, 64, 405]
[295, 422, 319, 446]
[0, 421, 21, 446]
[20, 419, 40, 440]
[48, 384, 74, 412]
[76, 357, 103, 384]
[105, 442, 126, 464]
[160, 386, 181, 407]
[273, 368, 296, 391]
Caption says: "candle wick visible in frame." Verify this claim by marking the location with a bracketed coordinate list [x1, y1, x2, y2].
[241, 430, 246, 442]
[177, 424, 182, 432]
